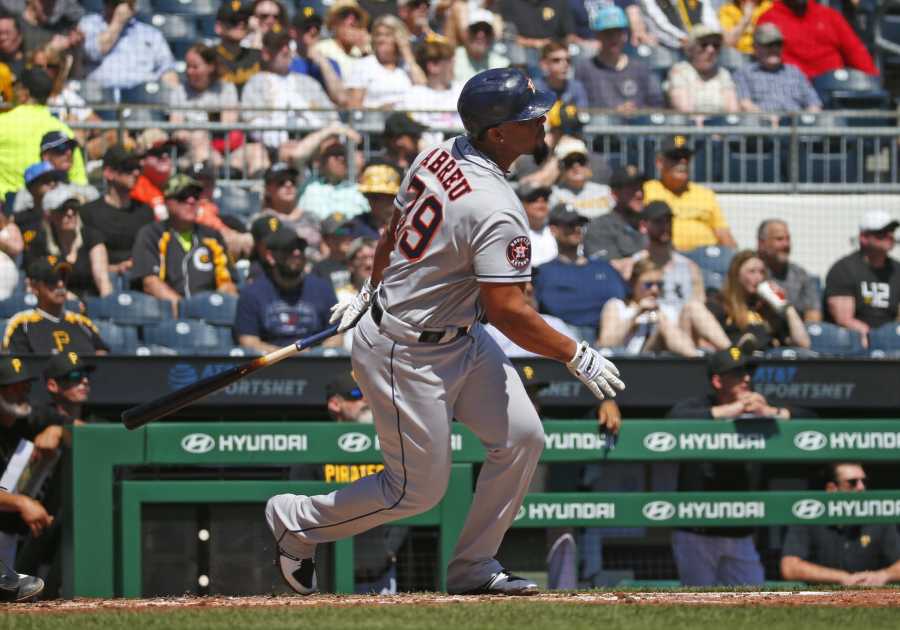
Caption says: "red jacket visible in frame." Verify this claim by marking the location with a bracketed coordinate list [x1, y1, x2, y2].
[757, 1, 877, 79]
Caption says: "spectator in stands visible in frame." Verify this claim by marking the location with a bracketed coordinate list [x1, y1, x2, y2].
[570, 0, 652, 53]
[246, 214, 281, 284]
[23, 185, 112, 298]
[781, 463, 900, 586]
[351, 163, 402, 239]
[719, 0, 772, 55]
[642, 0, 720, 50]
[378, 112, 427, 171]
[314, 0, 370, 79]
[452, 9, 509, 84]
[130, 128, 176, 222]
[644, 135, 737, 251]
[583, 166, 648, 275]
[518, 182, 556, 267]
[0, 68, 85, 201]
[289, 8, 347, 107]
[191, 162, 253, 261]
[214, 0, 261, 93]
[598, 258, 697, 355]
[575, 5, 664, 112]
[13, 162, 65, 223]
[0, 10, 24, 81]
[756, 219, 821, 322]
[312, 213, 355, 291]
[16, 0, 82, 56]
[824, 211, 900, 343]
[756, 0, 877, 79]
[334, 239, 376, 349]
[235, 227, 337, 353]
[169, 44, 241, 169]
[3, 257, 109, 355]
[0, 199, 22, 300]
[0, 355, 54, 578]
[668, 25, 739, 114]
[131, 175, 238, 316]
[79, 144, 153, 276]
[297, 141, 369, 221]
[632, 201, 732, 350]
[11, 132, 97, 215]
[533, 204, 627, 340]
[710, 249, 811, 349]
[346, 15, 423, 109]
[398, 0, 436, 44]
[79, 0, 178, 90]
[668, 345, 794, 586]
[734, 23, 821, 113]
[535, 41, 587, 109]
[241, 31, 338, 171]
[245, 0, 289, 50]
[499, 0, 574, 66]
[404, 38, 464, 130]
[548, 137, 613, 219]
[256, 162, 322, 252]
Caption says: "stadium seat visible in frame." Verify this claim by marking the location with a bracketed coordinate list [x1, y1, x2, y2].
[134, 344, 179, 356]
[93, 320, 140, 354]
[806, 322, 866, 356]
[631, 44, 682, 84]
[82, 0, 104, 13]
[875, 1, 900, 72]
[683, 246, 735, 276]
[812, 69, 890, 110]
[180, 292, 239, 327]
[151, 14, 197, 40]
[868, 322, 900, 354]
[152, 0, 218, 14]
[86, 292, 173, 326]
[218, 185, 261, 217]
[143, 319, 230, 354]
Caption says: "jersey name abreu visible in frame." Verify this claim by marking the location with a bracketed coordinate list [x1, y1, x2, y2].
[418, 146, 473, 201]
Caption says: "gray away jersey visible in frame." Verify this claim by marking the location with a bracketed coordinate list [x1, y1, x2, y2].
[380, 136, 533, 328]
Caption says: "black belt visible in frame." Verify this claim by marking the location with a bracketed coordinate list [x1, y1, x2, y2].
[371, 298, 468, 344]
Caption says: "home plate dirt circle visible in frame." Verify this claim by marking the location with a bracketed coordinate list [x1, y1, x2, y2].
[4, 590, 900, 614]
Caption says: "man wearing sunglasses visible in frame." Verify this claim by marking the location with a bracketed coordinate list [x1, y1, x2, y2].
[11, 132, 99, 216]
[548, 137, 613, 219]
[131, 175, 238, 318]
[131, 128, 178, 221]
[824, 210, 900, 345]
[781, 462, 900, 585]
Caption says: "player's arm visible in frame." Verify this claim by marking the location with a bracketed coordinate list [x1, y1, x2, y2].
[480, 283, 624, 400]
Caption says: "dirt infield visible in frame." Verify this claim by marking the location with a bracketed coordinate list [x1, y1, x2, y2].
[4, 589, 899, 614]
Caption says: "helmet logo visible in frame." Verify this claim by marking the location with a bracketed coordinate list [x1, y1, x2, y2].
[526, 78, 535, 94]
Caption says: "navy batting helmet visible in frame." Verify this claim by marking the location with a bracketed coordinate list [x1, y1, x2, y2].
[457, 68, 556, 138]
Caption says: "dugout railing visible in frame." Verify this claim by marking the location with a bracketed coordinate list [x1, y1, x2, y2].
[65, 419, 900, 598]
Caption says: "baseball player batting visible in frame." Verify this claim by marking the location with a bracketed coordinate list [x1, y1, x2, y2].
[265, 68, 625, 595]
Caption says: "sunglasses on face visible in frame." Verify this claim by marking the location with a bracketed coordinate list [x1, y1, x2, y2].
[274, 178, 296, 188]
[698, 39, 722, 51]
[146, 148, 171, 159]
[47, 145, 72, 155]
[563, 155, 588, 169]
[52, 203, 78, 216]
[255, 11, 280, 20]
[173, 189, 200, 202]
[224, 17, 248, 27]
[840, 477, 866, 486]
[642, 281, 662, 290]
[116, 162, 141, 173]
[58, 370, 88, 385]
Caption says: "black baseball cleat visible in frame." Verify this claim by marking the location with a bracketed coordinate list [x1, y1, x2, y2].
[275, 548, 317, 595]
[449, 570, 539, 596]
[0, 564, 44, 603]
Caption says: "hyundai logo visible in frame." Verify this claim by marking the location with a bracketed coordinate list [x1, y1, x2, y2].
[514, 506, 527, 521]
[181, 433, 215, 454]
[642, 501, 676, 521]
[643, 432, 677, 453]
[792, 499, 826, 520]
[338, 432, 372, 453]
[793, 431, 828, 451]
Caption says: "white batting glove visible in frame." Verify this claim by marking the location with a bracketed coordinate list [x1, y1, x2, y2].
[566, 341, 625, 400]
[329, 278, 376, 332]
[757, 280, 788, 315]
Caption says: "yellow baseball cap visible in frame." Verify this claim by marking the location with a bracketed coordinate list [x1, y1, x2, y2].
[358, 164, 400, 196]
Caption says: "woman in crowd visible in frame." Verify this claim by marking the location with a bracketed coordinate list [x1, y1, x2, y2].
[667, 27, 739, 114]
[710, 249, 810, 350]
[24, 187, 112, 299]
[719, 0, 773, 55]
[404, 38, 464, 131]
[345, 15, 425, 109]
[598, 258, 697, 357]
[244, 0, 289, 49]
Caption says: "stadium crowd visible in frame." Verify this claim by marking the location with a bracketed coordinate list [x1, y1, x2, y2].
[0, 0, 898, 599]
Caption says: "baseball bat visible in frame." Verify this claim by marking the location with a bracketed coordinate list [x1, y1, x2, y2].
[120, 324, 340, 430]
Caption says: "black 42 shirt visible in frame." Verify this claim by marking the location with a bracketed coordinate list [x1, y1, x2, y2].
[824, 251, 900, 329]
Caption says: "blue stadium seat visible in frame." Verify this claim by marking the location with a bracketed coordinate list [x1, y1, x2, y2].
[197, 14, 217, 38]
[218, 185, 261, 217]
[151, 14, 197, 40]
[683, 246, 735, 276]
[868, 322, 900, 354]
[143, 319, 230, 354]
[93, 320, 140, 354]
[0, 292, 37, 317]
[631, 44, 682, 84]
[86, 291, 173, 326]
[152, 0, 217, 14]
[806, 322, 866, 356]
[180, 292, 239, 327]
[812, 69, 890, 110]
[134, 344, 179, 356]
[82, 0, 104, 13]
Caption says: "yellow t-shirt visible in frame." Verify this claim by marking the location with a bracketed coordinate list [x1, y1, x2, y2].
[643, 179, 728, 252]
[719, 1, 773, 55]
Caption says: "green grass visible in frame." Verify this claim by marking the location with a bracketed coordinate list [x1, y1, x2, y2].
[2, 602, 898, 630]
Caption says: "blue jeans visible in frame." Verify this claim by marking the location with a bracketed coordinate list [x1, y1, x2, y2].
[671, 530, 764, 586]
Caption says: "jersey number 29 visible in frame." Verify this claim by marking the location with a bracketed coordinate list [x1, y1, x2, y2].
[397, 176, 443, 261]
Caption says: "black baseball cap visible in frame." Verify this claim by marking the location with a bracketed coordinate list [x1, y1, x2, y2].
[384, 112, 428, 138]
[608, 165, 648, 189]
[518, 364, 550, 392]
[251, 214, 282, 242]
[217, 0, 251, 22]
[659, 135, 694, 159]
[0, 356, 35, 386]
[707, 346, 755, 377]
[264, 162, 299, 183]
[27, 256, 72, 284]
[548, 204, 589, 226]
[517, 181, 552, 202]
[40, 131, 78, 155]
[293, 5, 323, 31]
[103, 144, 140, 172]
[321, 212, 354, 237]
[642, 200, 673, 221]
[44, 351, 96, 381]
[265, 227, 308, 252]
[325, 372, 363, 400]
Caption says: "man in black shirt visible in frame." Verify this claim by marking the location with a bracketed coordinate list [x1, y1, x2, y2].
[781, 462, 900, 586]
[79, 145, 154, 275]
[3, 258, 108, 355]
[213, 0, 260, 94]
[583, 165, 648, 270]
[499, 0, 574, 56]
[667, 346, 798, 586]
[824, 210, 900, 342]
